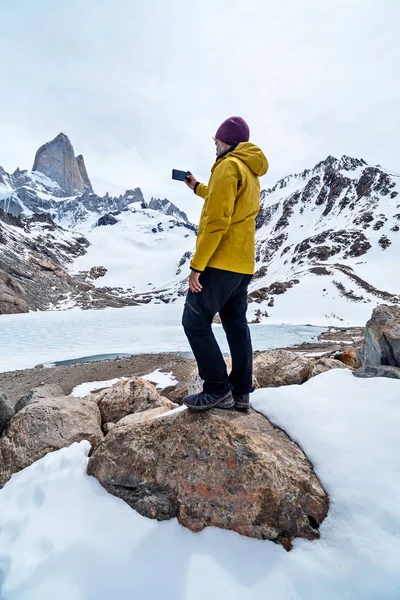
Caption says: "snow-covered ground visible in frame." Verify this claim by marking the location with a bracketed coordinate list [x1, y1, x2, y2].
[0, 304, 325, 373]
[72, 206, 196, 291]
[0, 370, 399, 599]
[71, 369, 177, 397]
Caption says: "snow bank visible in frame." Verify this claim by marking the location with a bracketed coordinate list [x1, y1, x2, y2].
[0, 370, 399, 599]
[142, 368, 178, 389]
[71, 370, 177, 398]
[71, 377, 128, 397]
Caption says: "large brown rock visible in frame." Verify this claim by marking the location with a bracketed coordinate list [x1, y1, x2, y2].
[0, 396, 103, 487]
[308, 357, 349, 379]
[96, 377, 176, 424]
[253, 350, 312, 388]
[355, 305, 400, 379]
[0, 270, 29, 315]
[88, 408, 329, 550]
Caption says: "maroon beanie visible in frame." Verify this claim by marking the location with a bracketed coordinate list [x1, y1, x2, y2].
[215, 116, 250, 145]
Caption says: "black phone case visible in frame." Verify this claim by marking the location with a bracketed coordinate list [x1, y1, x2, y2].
[172, 169, 189, 181]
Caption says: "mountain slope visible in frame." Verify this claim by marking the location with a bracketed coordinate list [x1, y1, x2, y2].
[1, 135, 399, 324]
[246, 155, 400, 324]
[0, 134, 196, 313]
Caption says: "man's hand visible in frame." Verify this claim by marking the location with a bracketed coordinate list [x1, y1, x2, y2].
[185, 172, 198, 191]
[189, 270, 203, 293]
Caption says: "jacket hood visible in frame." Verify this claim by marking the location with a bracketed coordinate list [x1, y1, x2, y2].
[218, 142, 268, 177]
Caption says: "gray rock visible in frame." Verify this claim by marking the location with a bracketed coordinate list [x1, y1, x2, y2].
[76, 154, 93, 193]
[308, 357, 349, 379]
[0, 393, 14, 435]
[32, 133, 91, 196]
[354, 366, 400, 379]
[14, 384, 65, 413]
[253, 350, 312, 388]
[356, 304, 400, 378]
[0, 396, 103, 488]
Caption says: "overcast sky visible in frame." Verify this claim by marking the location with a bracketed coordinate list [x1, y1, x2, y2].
[1, 0, 399, 221]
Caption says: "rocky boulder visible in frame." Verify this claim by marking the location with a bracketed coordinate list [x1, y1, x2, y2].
[0, 396, 103, 487]
[160, 383, 188, 405]
[14, 383, 64, 413]
[96, 377, 176, 425]
[0, 270, 29, 315]
[308, 357, 349, 379]
[253, 350, 312, 388]
[87, 408, 329, 550]
[335, 347, 360, 370]
[0, 393, 14, 435]
[355, 304, 400, 378]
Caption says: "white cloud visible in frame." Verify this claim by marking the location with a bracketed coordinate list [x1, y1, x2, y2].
[0, 0, 399, 222]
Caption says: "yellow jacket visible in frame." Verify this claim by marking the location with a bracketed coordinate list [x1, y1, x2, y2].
[190, 142, 268, 274]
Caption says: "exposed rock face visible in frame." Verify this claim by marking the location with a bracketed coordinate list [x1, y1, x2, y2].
[253, 350, 312, 388]
[0, 393, 14, 435]
[96, 377, 176, 425]
[14, 383, 64, 413]
[0, 270, 29, 315]
[148, 198, 190, 223]
[87, 408, 329, 550]
[76, 154, 94, 193]
[0, 396, 103, 487]
[32, 133, 92, 196]
[89, 266, 107, 280]
[355, 304, 400, 378]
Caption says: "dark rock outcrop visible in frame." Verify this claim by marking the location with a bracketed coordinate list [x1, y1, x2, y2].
[355, 304, 400, 378]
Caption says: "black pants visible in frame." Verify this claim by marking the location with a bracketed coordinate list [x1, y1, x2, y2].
[182, 267, 253, 395]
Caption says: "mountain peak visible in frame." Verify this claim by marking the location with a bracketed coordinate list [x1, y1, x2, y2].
[338, 155, 367, 171]
[32, 133, 93, 197]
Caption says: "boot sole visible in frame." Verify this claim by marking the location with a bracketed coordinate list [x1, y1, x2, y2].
[234, 402, 250, 410]
[184, 395, 234, 411]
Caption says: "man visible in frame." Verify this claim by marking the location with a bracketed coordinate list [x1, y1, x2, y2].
[182, 116, 268, 411]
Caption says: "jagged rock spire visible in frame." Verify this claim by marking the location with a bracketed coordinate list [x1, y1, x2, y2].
[32, 133, 94, 196]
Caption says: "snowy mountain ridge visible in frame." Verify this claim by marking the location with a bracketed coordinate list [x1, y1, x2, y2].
[248, 153, 400, 324]
[1, 133, 399, 324]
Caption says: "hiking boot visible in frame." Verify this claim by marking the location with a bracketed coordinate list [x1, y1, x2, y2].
[183, 390, 234, 411]
[233, 393, 250, 410]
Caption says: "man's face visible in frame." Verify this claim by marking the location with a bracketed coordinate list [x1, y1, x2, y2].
[214, 138, 227, 157]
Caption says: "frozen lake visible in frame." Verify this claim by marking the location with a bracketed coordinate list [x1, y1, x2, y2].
[0, 304, 325, 373]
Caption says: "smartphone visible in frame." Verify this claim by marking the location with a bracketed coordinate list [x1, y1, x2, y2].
[172, 169, 190, 182]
